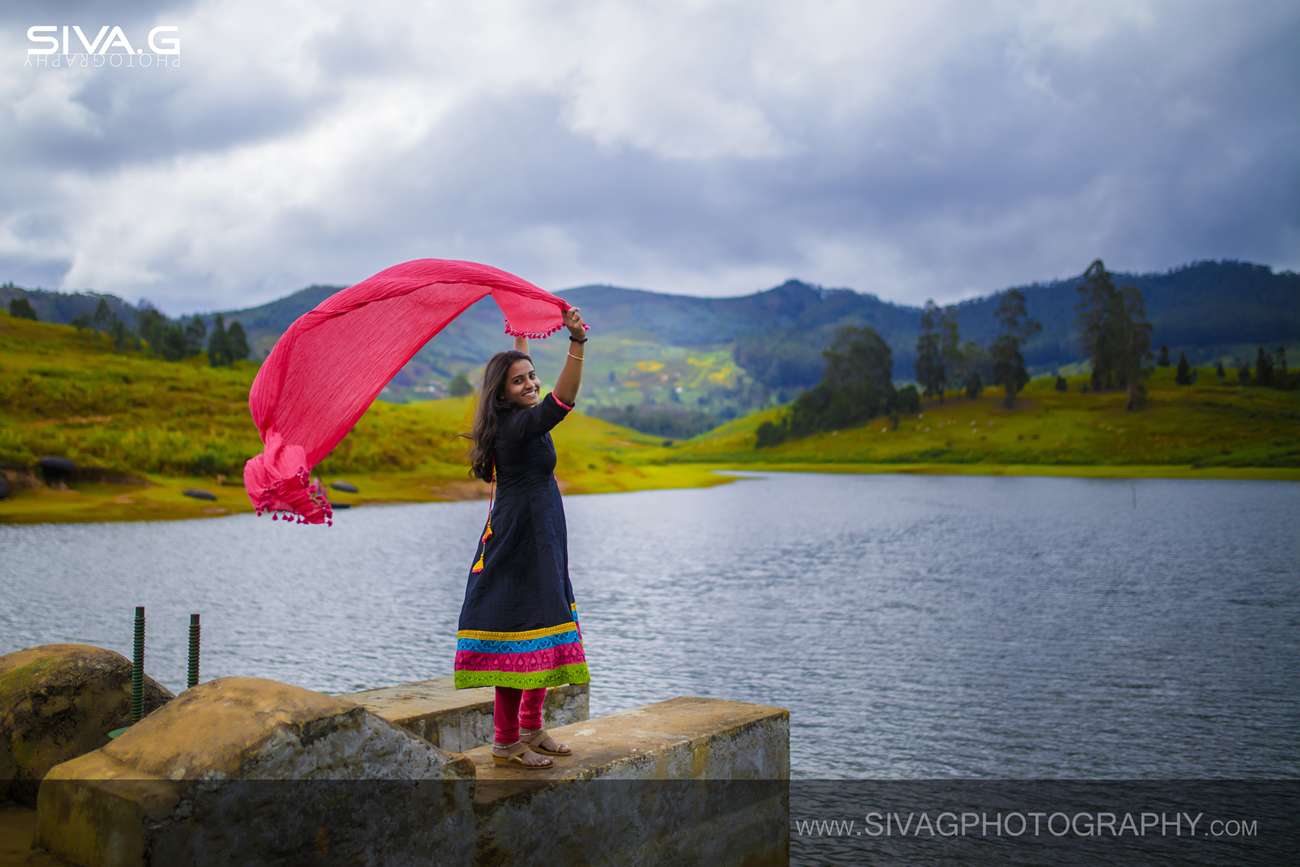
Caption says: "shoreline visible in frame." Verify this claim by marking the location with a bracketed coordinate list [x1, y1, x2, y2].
[2, 461, 1297, 525]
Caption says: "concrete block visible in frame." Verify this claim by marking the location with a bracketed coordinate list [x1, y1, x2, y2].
[339, 676, 589, 752]
[34, 677, 475, 867]
[467, 696, 790, 866]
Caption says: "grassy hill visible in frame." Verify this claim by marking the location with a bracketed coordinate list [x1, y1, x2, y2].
[0, 313, 734, 523]
[636, 365, 1300, 475]
[2, 310, 1297, 524]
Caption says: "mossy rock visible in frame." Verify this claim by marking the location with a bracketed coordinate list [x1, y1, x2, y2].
[0, 644, 174, 805]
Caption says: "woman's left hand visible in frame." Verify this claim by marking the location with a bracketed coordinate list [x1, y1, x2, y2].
[564, 307, 586, 338]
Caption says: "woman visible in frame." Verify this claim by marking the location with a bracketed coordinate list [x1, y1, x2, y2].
[455, 306, 590, 769]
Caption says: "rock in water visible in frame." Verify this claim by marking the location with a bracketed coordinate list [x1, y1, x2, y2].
[36, 456, 75, 486]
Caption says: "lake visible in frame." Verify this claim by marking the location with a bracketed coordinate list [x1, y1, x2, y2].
[2, 471, 1297, 780]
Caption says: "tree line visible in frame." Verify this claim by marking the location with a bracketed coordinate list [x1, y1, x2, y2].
[754, 258, 1182, 447]
[7, 294, 249, 367]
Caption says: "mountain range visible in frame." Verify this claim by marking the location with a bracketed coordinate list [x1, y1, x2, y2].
[4, 259, 1296, 436]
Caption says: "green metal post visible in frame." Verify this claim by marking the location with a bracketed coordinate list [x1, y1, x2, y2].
[187, 613, 201, 689]
[131, 605, 145, 723]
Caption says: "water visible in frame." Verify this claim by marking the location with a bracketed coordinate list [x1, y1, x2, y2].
[2, 471, 1297, 779]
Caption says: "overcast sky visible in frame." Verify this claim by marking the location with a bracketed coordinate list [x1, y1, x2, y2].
[2, 0, 1298, 316]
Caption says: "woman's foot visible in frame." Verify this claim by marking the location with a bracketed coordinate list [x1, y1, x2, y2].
[491, 739, 553, 768]
[520, 727, 571, 756]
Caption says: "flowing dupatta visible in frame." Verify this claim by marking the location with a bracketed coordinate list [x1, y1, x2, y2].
[243, 258, 586, 525]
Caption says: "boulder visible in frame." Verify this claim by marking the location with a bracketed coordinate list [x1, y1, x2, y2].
[35, 457, 75, 486]
[36, 677, 476, 867]
[0, 644, 174, 805]
[180, 488, 217, 501]
[329, 481, 358, 493]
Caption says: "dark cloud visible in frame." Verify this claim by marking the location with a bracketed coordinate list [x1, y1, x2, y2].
[2, 0, 1297, 313]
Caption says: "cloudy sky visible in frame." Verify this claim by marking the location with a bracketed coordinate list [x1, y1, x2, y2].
[2, 0, 1297, 316]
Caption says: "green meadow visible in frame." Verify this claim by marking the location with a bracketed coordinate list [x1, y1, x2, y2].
[2, 312, 1297, 524]
[644, 366, 1300, 472]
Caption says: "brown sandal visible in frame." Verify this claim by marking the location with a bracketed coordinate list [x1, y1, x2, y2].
[521, 727, 571, 757]
[491, 740, 554, 769]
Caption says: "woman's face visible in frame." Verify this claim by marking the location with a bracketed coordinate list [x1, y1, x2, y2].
[502, 359, 541, 408]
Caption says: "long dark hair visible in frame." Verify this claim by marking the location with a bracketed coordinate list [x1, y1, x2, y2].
[460, 350, 532, 483]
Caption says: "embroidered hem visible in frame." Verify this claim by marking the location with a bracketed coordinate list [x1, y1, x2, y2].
[454, 663, 590, 690]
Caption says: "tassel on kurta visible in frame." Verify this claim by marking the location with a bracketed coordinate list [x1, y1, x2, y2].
[470, 461, 496, 574]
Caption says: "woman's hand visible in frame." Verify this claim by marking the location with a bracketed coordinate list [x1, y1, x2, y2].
[564, 306, 586, 339]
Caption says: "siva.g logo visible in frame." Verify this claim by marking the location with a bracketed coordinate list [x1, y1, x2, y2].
[26, 24, 181, 68]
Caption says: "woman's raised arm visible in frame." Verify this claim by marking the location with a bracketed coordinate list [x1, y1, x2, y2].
[551, 307, 585, 407]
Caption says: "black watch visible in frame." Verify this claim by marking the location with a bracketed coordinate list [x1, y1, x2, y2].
[569, 335, 588, 343]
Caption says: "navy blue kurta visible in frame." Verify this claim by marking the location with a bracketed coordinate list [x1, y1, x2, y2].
[453, 391, 589, 689]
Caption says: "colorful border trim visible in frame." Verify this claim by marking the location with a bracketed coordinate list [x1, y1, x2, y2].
[457, 620, 578, 642]
[454, 663, 590, 690]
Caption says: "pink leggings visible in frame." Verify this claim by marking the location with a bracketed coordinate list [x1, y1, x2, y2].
[493, 686, 548, 745]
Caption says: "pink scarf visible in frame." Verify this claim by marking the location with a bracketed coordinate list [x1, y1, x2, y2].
[243, 258, 583, 525]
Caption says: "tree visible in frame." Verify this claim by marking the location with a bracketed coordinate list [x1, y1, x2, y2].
[960, 339, 989, 398]
[1175, 352, 1192, 385]
[1255, 347, 1275, 387]
[991, 288, 1041, 408]
[784, 325, 895, 439]
[1215, 360, 1225, 378]
[1278, 346, 1288, 377]
[448, 371, 473, 397]
[93, 298, 112, 331]
[1157, 345, 1170, 366]
[1076, 260, 1125, 391]
[8, 297, 37, 320]
[1118, 284, 1153, 410]
[108, 317, 134, 352]
[755, 418, 788, 448]
[915, 299, 946, 400]
[1075, 259, 1152, 410]
[1237, 361, 1251, 385]
[226, 320, 250, 361]
[136, 303, 168, 354]
[207, 314, 230, 366]
[155, 321, 188, 361]
[183, 315, 207, 357]
[940, 305, 963, 399]
[1055, 374, 1067, 391]
[896, 384, 920, 413]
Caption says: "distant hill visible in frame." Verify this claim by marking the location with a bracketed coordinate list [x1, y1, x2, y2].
[5, 260, 1297, 436]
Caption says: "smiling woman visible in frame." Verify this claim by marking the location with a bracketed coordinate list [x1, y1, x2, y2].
[455, 306, 589, 769]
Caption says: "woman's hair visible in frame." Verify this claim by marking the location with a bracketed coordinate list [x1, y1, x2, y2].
[461, 350, 532, 483]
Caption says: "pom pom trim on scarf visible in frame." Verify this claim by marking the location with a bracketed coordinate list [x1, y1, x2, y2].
[503, 320, 592, 339]
[251, 464, 335, 527]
